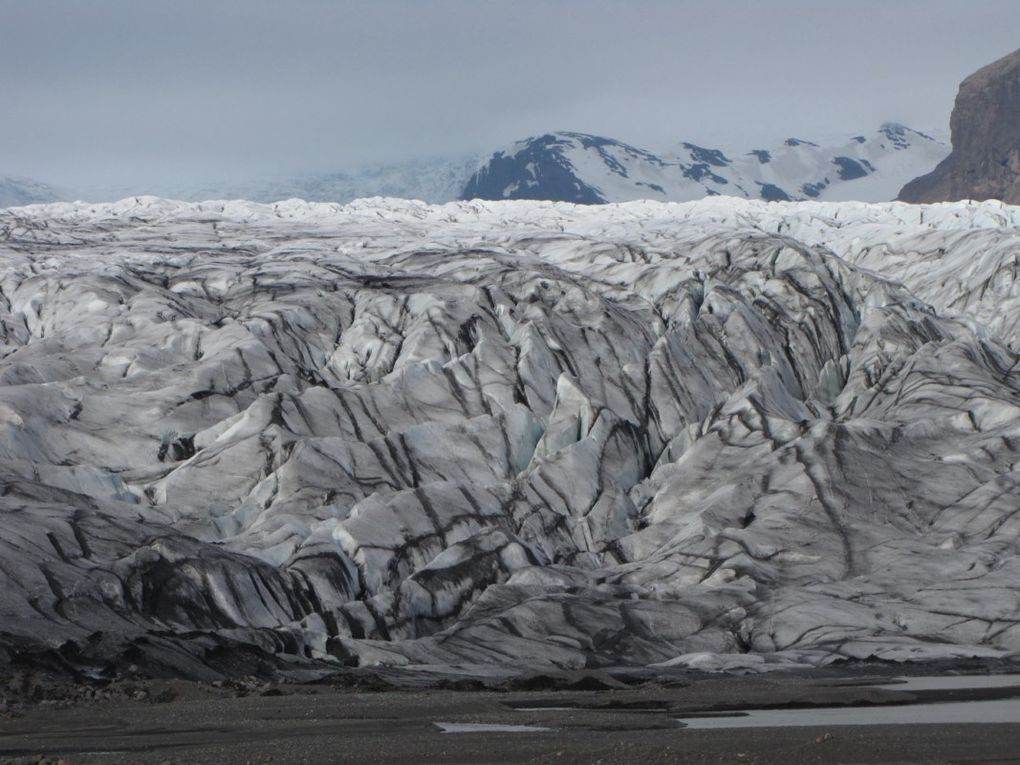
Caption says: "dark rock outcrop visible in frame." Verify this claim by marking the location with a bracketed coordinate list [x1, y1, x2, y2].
[900, 48, 1020, 203]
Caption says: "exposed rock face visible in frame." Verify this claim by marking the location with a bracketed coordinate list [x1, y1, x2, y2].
[900, 48, 1020, 203]
[1, 197, 1019, 679]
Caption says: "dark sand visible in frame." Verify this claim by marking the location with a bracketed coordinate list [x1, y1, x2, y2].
[2, 666, 1020, 764]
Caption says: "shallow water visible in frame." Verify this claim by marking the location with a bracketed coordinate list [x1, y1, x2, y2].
[875, 674, 1020, 692]
[435, 722, 554, 734]
[491, 675, 1020, 731]
[677, 699, 1020, 729]
[676, 674, 1020, 729]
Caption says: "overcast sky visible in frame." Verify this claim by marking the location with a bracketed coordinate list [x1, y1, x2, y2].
[3, 0, 1019, 187]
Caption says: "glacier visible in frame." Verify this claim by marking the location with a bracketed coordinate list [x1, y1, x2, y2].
[0, 196, 1018, 679]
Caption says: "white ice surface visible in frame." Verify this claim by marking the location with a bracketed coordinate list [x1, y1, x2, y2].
[1, 195, 1019, 676]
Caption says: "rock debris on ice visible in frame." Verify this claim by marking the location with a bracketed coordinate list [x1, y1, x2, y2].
[0, 195, 1018, 677]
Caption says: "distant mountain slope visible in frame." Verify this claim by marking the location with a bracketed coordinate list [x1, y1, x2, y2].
[71, 155, 483, 206]
[0, 175, 64, 207]
[462, 125, 948, 204]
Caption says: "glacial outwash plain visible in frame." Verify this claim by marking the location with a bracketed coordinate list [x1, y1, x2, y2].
[1, 195, 1019, 688]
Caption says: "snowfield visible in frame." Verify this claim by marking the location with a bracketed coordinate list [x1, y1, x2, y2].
[0, 195, 1019, 678]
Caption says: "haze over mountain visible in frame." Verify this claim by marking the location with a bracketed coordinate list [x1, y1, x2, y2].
[463, 124, 946, 205]
[0, 176, 66, 208]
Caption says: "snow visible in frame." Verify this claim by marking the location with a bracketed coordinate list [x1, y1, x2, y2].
[678, 699, 1020, 728]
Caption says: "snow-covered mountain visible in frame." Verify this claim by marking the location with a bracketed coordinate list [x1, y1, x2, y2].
[2, 124, 946, 210]
[2, 196, 1019, 678]
[0, 175, 64, 207]
[462, 124, 948, 204]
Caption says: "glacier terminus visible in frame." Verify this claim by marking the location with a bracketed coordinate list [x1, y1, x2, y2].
[0, 196, 1018, 680]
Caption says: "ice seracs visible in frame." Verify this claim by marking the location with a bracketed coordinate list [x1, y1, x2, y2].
[0, 196, 1018, 678]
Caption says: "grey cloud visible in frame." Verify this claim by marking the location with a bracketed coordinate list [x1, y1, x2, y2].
[2, 0, 1018, 187]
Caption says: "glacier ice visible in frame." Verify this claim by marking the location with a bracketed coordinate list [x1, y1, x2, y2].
[0, 195, 1019, 678]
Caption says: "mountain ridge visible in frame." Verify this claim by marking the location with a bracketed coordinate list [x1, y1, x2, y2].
[3, 123, 946, 209]
[463, 124, 947, 204]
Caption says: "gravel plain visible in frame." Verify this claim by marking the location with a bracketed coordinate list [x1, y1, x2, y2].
[3, 663, 1020, 764]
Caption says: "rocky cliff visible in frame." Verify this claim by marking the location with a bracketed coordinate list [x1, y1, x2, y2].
[900, 48, 1020, 203]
